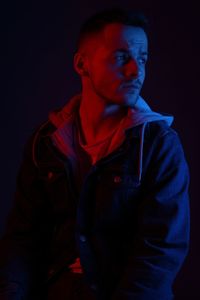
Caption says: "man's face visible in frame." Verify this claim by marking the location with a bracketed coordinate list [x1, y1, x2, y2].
[82, 23, 148, 107]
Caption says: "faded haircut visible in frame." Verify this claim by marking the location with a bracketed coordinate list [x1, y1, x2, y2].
[76, 8, 149, 51]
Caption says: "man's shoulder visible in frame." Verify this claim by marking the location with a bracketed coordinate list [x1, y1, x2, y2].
[144, 121, 186, 160]
[145, 120, 178, 140]
[23, 120, 57, 168]
[127, 120, 178, 143]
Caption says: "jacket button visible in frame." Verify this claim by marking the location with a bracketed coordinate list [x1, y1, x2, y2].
[114, 176, 122, 183]
[80, 234, 87, 242]
[48, 269, 55, 276]
[48, 172, 54, 180]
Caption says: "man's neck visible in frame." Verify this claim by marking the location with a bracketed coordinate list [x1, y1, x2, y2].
[78, 92, 127, 145]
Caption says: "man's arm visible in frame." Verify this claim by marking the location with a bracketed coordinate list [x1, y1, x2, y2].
[112, 128, 190, 300]
[0, 135, 54, 299]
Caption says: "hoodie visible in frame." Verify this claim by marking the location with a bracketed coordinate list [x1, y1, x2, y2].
[49, 93, 173, 181]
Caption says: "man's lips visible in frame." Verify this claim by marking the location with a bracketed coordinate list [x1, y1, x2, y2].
[121, 83, 141, 90]
[121, 80, 141, 88]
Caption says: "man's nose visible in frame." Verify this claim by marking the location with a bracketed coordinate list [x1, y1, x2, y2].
[124, 59, 139, 78]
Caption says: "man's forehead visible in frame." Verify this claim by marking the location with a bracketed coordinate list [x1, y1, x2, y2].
[81, 23, 148, 56]
[102, 23, 148, 49]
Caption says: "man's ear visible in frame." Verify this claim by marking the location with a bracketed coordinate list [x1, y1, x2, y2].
[73, 52, 89, 77]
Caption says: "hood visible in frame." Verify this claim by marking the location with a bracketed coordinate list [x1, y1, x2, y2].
[125, 96, 173, 127]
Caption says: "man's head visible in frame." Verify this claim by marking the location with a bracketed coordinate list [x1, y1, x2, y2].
[74, 8, 148, 107]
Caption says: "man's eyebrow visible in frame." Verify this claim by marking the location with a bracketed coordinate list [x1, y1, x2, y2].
[113, 49, 148, 56]
[113, 48, 129, 53]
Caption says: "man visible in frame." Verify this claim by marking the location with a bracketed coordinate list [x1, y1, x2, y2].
[0, 8, 190, 300]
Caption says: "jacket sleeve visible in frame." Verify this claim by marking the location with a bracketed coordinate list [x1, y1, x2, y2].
[0, 136, 54, 300]
[112, 128, 190, 300]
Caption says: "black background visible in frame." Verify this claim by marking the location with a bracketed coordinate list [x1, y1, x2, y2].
[1, 0, 199, 299]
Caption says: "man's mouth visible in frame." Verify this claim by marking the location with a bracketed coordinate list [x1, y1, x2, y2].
[121, 81, 141, 90]
[121, 84, 140, 91]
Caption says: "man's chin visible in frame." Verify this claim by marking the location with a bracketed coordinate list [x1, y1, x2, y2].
[101, 91, 140, 107]
[119, 93, 140, 107]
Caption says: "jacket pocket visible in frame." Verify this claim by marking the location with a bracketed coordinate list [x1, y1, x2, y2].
[93, 171, 141, 227]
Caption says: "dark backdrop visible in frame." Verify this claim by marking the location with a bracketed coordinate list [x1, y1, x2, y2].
[1, 0, 199, 299]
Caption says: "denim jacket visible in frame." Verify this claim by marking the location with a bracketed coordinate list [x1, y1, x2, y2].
[0, 118, 190, 300]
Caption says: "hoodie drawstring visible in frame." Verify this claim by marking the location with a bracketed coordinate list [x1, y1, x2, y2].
[138, 122, 147, 184]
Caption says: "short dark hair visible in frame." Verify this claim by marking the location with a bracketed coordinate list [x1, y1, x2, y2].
[77, 8, 149, 50]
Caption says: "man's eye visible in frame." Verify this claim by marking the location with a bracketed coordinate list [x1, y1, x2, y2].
[115, 54, 129, 61]
[138, 58, 147, 64]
